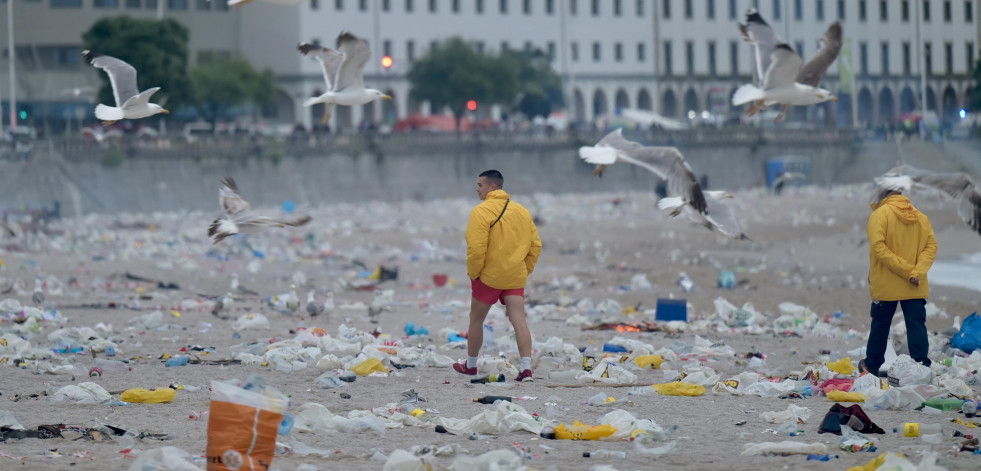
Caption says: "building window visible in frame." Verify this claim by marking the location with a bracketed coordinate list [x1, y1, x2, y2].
[637, 42, 645, 61]
[925, 42, 932, 75]
[943, 0, 951, 21]
[686, 41, 694, 75]
[708, 0, 715, 19]
[730, 40, 739, 75]
[860, 41, 868, 75]
[708, 41, 716, 75]
[146, 0, 157, 9]
[923, 0, 930, 21]
[636, 0, 644, 17]
[663, 0, 671, 19]
[945, 42, 952, 74]
[967, 1, 974, 21]
[967, 42, 975, 72]
[383, 40, 392, 56]
[795, 41, 804, 58]
[591, 0, 599, 15]
[571, 42, 579, 61]
[859, 0, 866, 20]
[51, 0, 83, 7]
[881, 42, 889, 75]
[499, 0, 507, 14]
[570, 0, 577, 15]
[168, 0, 187, 10]
[382, 0, 390, 11]
[593, 42, 601, 61]
[773, 0, 781, 19]
[546, 0, 553, 14]
[903, 42, 911, 74]
[664, 41, 673, 75]
[429, 0, 437, 12]
[126, 0, 140, 8]
[476, 0, 483, 13]
[615, 42, 623, 61]
[522, 0, 530, 13]
[879, 0, 887, 20]
[405, 0, 413, 12]
[94, 0, 119, 8]
[360, 0, 367, 10]
[817, 0, 824, 19]
[794, 0, 802, 20]
[614, 0, 621, 16]
[407, 40, 415, 61]
[729, 0, 737, 19]
[196, 0, 209, 9]
[452, 0, 459, 12]
[837, 0, 845, 19]
[902, 0, 909, 20]
[684, 0, 692, 19]
[547, 41, 555, 60]
[334, 0, 342, 10]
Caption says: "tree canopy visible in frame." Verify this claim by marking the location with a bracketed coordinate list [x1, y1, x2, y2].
[82, 17, 193, 113]
[407, 38, 519, 132]
[191, 52, 277, 126]
[500, 48, 565, 120]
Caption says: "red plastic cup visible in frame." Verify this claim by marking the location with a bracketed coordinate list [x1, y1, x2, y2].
[432, 274, 448, 287]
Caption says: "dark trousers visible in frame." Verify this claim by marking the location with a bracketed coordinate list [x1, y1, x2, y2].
[863, 299, 932, 373]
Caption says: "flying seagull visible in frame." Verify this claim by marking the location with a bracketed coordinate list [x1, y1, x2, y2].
[874, 165, 981, 236]
[658, 191, 752, 240]
[82, 50, 168, 126]
[298, 31, 392, 126]
[227, 0, 304, 6]
[734, 10, 840, 122]
[207, 177, 312, 244]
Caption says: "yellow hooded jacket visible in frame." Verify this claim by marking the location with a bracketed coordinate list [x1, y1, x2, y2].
[867, 194, 937, 301]
[466, 189, 542, 289]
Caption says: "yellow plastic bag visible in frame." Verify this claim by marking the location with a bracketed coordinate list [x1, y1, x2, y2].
[846, 453, 904, 471]
[554, 420, 617, 440]
[827, 357, 855, 376]
[633, 355, 665, 369]
[826, 390, 867, 403]
[120, 388, 176, 404]
[653, 382, 706, 396]
[351, 358, 389, 376]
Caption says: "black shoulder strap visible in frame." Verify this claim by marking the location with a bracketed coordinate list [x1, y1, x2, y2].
[489, 199, 510, 229]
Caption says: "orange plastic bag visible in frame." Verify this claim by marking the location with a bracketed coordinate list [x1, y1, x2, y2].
[206, 380, 287, 471]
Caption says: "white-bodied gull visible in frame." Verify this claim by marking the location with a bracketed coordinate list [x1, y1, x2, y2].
[874, 164, 981, 236]
[82, 50, 168, 125]
[207, 177, 312, 244]
[298, 32, 392, 126]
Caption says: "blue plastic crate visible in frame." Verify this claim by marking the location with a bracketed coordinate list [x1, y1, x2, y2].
[656, 298, 687, 322]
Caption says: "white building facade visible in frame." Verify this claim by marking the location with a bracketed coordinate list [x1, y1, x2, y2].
[4, 0, 979, 132]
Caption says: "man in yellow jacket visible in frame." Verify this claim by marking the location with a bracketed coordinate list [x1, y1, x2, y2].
[454, 170, 542, 382]
[859, 191, 938, 376]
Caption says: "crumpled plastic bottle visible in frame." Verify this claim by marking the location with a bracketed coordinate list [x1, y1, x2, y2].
[678, 272, 694, 293]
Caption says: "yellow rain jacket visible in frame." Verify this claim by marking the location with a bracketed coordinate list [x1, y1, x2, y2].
[466, 189, 542, 289]
[867, 194, 937, 301]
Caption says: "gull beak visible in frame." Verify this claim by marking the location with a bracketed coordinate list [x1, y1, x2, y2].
[831, 96, 839, 102]
[383, 95, 393, 100]
[726, 194, 735, 199]
[161, 109, 170, 114]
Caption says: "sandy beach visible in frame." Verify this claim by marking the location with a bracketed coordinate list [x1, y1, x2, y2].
[1, 184, 979, 471]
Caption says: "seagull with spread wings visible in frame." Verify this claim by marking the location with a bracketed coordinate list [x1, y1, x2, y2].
[298, 32, 392, 126]
[579, 129, 750, 240]
[82, 51, 168, 126]
[874, 165, 981, 236]
[207, 177, 312, 244]
[734, 10, 841, 123]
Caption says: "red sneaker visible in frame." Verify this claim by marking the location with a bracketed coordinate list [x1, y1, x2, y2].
[516, 369, 534, 382]
[453, 362, 477, 376]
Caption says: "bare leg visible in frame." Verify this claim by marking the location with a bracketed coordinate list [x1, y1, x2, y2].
[466, 297, 493, 358]
[503, 295, 532, 359]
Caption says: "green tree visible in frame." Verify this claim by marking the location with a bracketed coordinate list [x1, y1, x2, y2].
[501, 48, 565, 120]
[191, 52, 277, 127]
[83, 16, 193, 113]
[408, 38, 518, 134]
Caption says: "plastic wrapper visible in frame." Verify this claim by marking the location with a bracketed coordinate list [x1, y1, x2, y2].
[206, 379, 287, 471]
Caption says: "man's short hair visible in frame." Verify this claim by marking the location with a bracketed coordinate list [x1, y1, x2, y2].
[479, 170, 504, 188]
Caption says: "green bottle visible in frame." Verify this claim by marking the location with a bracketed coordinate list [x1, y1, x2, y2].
[470, 373, 506, 384]
[922, 397, 965, 411]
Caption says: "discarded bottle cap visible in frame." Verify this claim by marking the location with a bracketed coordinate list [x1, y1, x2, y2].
[88, 366, 103, 377]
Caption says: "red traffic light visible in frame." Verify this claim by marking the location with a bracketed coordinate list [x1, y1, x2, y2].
[381, 55, 393, 69]
[466, 100, 477, 111]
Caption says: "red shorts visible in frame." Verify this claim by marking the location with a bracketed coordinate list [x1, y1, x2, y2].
[471, 278, 524, 305]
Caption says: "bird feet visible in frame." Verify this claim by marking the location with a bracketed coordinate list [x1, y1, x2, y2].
[745, 100, 764, 117]
[321, 112, 332, 126]
[102, 120, 117, 127]
[773, 112, 786, 124]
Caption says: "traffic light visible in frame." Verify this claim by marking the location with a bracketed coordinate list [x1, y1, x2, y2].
[466, 100, 477, 111]
[381, 55, 393, 69]
[18, 109, 27, 120]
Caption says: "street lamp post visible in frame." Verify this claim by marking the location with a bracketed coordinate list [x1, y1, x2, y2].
[7, 0, 16, 132]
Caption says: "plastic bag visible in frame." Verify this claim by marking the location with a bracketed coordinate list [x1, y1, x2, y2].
[450, 449, 523, 471]
[826, 390, 867, 403]
[827, 357, 855, 376]
[553, 421, 617, 440]
[207, 379, 287, 471]
[121, 388, 177, 404]
[352, 358, 389, 376]
[951, 312, 981, 353]
[633, 355, 664, 369]
[741, 441, 828, 456]
[653, 382, 705, 396]
[127, 446, 200, 471]
[887, 355, 933, 387]
[232, 313, 270, 331]
[384, 449, 432, 471]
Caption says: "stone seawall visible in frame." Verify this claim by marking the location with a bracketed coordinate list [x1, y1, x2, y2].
[0, 131, 967, 216]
